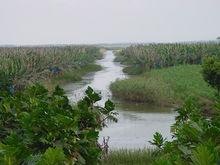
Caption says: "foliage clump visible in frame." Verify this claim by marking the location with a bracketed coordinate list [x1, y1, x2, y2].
[148, 56, 220, 164]
[202, 56, 220, 95]
[0, 79, 117, 164]
[150, 97, 220, 164]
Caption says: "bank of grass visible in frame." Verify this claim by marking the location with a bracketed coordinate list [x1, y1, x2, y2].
[0, 46, 104, 91]
[110, 65, 216, 106]
[123, 66, 145, 75]
[101, 149, 156, 165]
[43, 64, 102, 90]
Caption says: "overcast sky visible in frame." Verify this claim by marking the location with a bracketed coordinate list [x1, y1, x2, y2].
[0, 0, 220, 45]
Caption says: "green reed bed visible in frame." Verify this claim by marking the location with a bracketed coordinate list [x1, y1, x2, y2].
[116, 42, 220, 74]
[0, 46, 102, 87]
[111, 65, 215, 106]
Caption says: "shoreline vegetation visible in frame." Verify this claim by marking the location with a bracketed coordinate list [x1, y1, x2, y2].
[0, 46, 104, 90]
[0, 81, 117, 164]
[111, 42, 220, 107]
[101, 149, 156, 165]
[104, 51, 220, 165]
[110, 65, 216, 106]
[1, 43, 220, 164]
[44, 63, 102, 90]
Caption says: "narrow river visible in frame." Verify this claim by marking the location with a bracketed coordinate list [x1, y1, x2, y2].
[64, 50, 175, 149]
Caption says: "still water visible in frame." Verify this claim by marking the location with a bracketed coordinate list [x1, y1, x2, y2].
[64, 50, 175, 149]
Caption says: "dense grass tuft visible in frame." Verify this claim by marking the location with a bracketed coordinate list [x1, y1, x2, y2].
[101, 149, 156, 165]
[111, 65, 215, 106]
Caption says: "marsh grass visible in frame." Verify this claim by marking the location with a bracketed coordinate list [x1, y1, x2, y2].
[0, 46, 102, 87]
[123, 66, 145, 75]
[110, 65, 216, 106]
[43, 64, 102, 90]
[117, 43, 220, 73]
[101, 149, 156, 165]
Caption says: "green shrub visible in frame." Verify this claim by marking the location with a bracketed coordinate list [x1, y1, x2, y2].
[202, 56, 220, 95]
[0, 82, 117, 164]
[37, 147, 66, 165]
[150, 97, 220, 164]
[190, 144, 217, 165]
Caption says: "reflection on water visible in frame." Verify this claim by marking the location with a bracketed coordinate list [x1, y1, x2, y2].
[63, 50, 175, 149]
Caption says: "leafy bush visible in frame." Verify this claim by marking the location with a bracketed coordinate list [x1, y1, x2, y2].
[150, 97, 220, 164]
[36, 147, 66, 165]
[149, 132, 166, 149]
[202, 56, 220, 95]
[149, 56, 220, 164]
[0, 81, 117, 164]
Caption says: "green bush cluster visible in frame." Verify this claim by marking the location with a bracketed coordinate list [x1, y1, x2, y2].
[150, 97, 220, 165]
[202, 56, 220, 95]
[149, 59, 220, 164]
[0, 78, 117, 164]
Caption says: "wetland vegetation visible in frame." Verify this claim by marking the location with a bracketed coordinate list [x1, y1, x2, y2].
[111, 42, 220, 106]
[0, 46, 102, 90]
[1, 0, 220, 164]
[111, 65, 216, 106]
[106, 43, 220, 164]
[1, 43, 220, 165]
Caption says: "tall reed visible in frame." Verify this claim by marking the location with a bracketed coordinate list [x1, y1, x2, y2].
[0, 46, 101, 85]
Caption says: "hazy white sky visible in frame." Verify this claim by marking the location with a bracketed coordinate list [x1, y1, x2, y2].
[0, 0, 220, 45]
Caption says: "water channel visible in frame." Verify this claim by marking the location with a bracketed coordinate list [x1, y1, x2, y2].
[63, 50, 175, 149]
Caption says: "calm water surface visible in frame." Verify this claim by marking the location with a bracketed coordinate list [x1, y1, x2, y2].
[64, 50, 175, 149]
